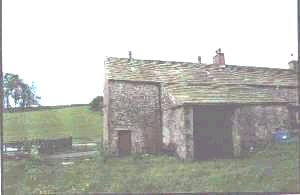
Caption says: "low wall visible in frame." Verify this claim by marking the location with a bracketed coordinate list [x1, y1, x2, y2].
[4, 137, 73, 154]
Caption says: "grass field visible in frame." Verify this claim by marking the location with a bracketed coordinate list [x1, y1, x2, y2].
[4, 106, 103, 143]
[4, 139, 299, 193]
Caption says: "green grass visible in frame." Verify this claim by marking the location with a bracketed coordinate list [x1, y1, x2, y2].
[4, 106, 103, 143]
[4, 140, 299, 193]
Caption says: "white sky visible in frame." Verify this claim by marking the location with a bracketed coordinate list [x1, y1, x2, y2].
[3, 0, 298, 106]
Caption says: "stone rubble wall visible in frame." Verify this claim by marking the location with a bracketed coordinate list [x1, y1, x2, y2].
[104, 80, 161, 155]
[162, 107, 186, 159]
[232, 105, 292, 156]
[102, 79, 110, 152]
[183, 107, 194, 161]
[161, 85, 194, 160]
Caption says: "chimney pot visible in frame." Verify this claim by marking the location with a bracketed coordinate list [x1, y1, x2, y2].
[198, 56, 201, 64]
[128, 51, 132, 61]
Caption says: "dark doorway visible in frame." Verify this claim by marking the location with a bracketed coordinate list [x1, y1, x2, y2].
[193, 106, 234, 160]
[118, 131, 131, 156]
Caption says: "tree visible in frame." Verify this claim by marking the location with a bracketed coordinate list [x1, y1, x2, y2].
[19, 82, 41, 108]
[89, 96, 103, 111]
[3, 73, 20, 108]
[3, 73, 41, 110]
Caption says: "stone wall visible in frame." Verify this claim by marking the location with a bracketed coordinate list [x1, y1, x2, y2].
[183, 107, 194, 161]
[232, 105, 292, 156]
[161, 86, 194, 160]
[162, 107, 185, 158]
[162, 107, 193, 161]
[104, 80, 161, 155]
[102, 79, 110, 152]
[161, 84, 178, 149]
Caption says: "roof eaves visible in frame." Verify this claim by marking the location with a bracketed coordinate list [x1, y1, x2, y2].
[182, 101, 290, 106]
[108, 78, 162, 85]
[225, 64, 293, 72]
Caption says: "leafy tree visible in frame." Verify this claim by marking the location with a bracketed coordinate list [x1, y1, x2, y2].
[19, 82, 41, 108]
[4, 73, 21, 108]
[3, 73, 41, 110]
[89, 96, 103, 111]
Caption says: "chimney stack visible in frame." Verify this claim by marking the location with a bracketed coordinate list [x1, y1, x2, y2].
[198, 56, 201, 64]
[213, 48, 225, 65]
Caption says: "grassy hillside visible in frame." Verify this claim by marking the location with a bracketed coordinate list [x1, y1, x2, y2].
[4, 139, 299, 193]
[4, 106, 103, 143]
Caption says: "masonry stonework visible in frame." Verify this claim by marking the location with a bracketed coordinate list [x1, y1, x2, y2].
[104, 80, 161, 155]
[232, 105, 292, 156]
[162, 107, 194, 161]
[183, 107, 194, 161]
[163, 107, 185, 158]
[102, 78, 110, 152]
[161, 85, 193, 160]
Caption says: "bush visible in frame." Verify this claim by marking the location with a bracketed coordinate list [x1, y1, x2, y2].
[30, 145, 41, 162]
[161, 143, 177, 156]
[89, 96, 103, 112]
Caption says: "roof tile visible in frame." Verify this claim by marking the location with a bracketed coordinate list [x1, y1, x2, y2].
[105, 57, 296, 104]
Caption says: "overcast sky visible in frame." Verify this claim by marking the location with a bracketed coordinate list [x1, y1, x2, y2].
[3, 0, 298, 106]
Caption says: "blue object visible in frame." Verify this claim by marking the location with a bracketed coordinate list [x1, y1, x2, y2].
[271, 130, 290, 142]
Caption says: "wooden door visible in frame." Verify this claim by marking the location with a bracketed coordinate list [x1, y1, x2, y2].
[118, 131, 131, 156]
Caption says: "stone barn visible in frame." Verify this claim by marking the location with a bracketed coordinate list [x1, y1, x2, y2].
[103, 51, 297, 161]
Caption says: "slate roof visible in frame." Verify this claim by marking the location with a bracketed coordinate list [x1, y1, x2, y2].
[164, 83, 289, 104]
[105, 57, 296, 104]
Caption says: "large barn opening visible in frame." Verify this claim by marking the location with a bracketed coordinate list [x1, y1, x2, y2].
[193, 106, 235, 160]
